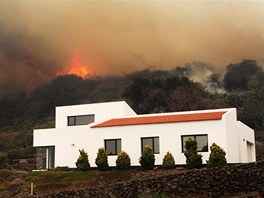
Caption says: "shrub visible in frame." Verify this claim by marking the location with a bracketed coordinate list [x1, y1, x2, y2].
[184, 138, 203, 169]
[19, 159, 28, 164]
[0, 152, 9, 169]
[116, 151, 131, 170]
[75, 149, 90, 171]
[139, 145, 155, 170]
[207, 143, 227, 167]
[95, 148, 109, 171]
[19, 159, 29, 170]
[162, 152, 175, 169]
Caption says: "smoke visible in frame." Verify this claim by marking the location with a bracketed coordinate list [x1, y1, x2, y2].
[0, 27, 65, 98]
[171, 61, 225, 93]
[0, 1, 263, 97]
[0, 2, 67, 98]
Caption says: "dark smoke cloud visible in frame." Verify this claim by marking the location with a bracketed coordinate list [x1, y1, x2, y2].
[0, 24, 63, 98]
[0, 1, 263, 98]
[0, 2, 68, 98]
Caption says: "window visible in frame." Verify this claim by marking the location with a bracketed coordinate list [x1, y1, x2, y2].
[68, 114, 95, 126]
[36, 146, 55, 169]
[141, 137, 159, 154]
[181, 135, 208, 152]
[104, 139, 121, 155]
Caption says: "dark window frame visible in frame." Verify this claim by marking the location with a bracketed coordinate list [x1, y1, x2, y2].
[104, 139, 121, 156]
[141, 136, 160, 154]
[67, 114, 95, 126]
[181, 134, 208, 153]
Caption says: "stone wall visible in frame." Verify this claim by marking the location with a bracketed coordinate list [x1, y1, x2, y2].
[33, 161, 264, 198]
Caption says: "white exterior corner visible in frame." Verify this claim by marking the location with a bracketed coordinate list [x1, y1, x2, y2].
[33, 101, 256, 169]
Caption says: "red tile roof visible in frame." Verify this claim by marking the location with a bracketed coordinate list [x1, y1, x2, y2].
[91, 111, 226, 128]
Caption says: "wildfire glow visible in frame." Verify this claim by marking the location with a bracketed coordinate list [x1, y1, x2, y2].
[57, 49, 94, 79]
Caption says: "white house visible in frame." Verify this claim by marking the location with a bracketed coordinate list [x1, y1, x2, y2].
[33, 101, 256, 169]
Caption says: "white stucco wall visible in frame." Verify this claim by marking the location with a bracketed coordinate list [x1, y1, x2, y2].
[237, 121, 256, 163]
[223, 108, 240, 163]
[55, 101, 136, 128]
[34, 125, 91, 167]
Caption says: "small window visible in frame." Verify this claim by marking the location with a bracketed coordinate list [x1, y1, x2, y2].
[104, 139, 121, 155]
[181, 134, 208, 152]
[68, 114, 95, 126]
[141, 137, 159, 154]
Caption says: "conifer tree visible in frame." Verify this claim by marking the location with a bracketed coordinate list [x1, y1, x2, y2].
[162, 151, 175, 169]
[116, 151, 131, 170]
[139, 145, 155, 170]
[95, 148, 109, 171]
[75, 149, 90, 171]
[184, 138, 203, 169]
[207, 143, 227, 167]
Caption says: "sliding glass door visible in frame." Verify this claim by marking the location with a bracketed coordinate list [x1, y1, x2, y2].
[36, 146, 55, 169]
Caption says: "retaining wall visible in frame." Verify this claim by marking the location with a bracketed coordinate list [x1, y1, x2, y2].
[33, 161, 264, 198]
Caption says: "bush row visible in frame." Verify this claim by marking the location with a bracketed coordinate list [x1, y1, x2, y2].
[184, 138, 227, 169]
[76, 148, 131, 171]
[75, 140, 227, 171]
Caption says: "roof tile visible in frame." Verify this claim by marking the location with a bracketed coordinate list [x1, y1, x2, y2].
[91, 111, 226, 128]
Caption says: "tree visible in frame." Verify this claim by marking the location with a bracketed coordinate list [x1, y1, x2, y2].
[95, 148, 109, 171]
[75, 149, 90, 171]
[207, 143, 227, 167]
[224, 60, 262, 91]
[116, 151, 131, 170]
[184, 138, 203, 169]
[248, 71, 264, 91]
[139, 145, 155, 170]
[162, 152, 175, 169]
[123, 74, 218, 114]
[0, 152, 10, 169]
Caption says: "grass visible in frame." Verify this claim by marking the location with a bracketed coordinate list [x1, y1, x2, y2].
[1, 168, 179, 196]
[23, 168, 143, 194]
[27, 170, 171, 197]
[26, 170, 99, 193]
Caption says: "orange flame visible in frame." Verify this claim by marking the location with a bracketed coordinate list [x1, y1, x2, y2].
[57, 49, 94, 79]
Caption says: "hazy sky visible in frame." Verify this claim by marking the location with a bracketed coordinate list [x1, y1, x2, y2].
[0, 0, 264, 96]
